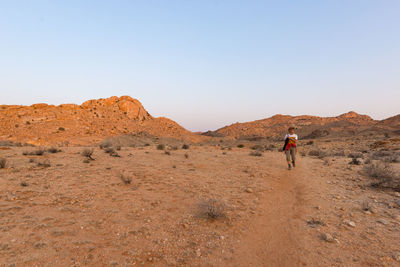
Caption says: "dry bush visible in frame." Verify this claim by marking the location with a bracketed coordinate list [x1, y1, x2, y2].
[157, 144, 165, 150]
[300, 151, 306, 157]
[164, 151, 171, 155]
[382, 154, 400, 163]
[309, 149, 328, 159]
[37, 160, 51, 168]
[120, 174, 132, 184]
[109, 151, 121, 157]
[349, 157, 361, 165]
[23, 149, 46, 156]
[363, 162, 400, 191]
[305, 140, 314, 145]
[182, 144, 190, 149]
[249, 151, 263, 157]
[348, 152, 363, 159]
[20, 181, 28, 187]
[116, 146, 121, 151]
[47, 147, 61, 153]
[184, 153, 189, 159]
[237, 144, 244, 148]
[104, 147, 115, 154]
[82, 149, 94, 160]
[197, 198, 227, 219]
[0, 158, 7, 168]
[99, 141, 113, 149]
[250, 144, 264, 151]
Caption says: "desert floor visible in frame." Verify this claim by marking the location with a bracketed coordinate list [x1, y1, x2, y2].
[0, 145, 399, 267]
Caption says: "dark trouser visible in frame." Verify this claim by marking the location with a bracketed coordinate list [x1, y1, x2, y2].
[286, 147, 296, 163]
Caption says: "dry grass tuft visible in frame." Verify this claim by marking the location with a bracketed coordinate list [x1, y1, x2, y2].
[82, 149, 94, 160]
[37, 160, 51, 168]
[197, 198, 227, 220]
[47, 147, 61, 153]
[363, 162, 399, 191]
[120, 174, 132, 184]
[0, 158, 7, 168]
[182, 144, 190, 149]
[249, 151, 263, 157]
[157, 144, 165, 150]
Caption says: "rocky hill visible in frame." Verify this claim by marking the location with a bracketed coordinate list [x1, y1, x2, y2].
[0, 96, 202, 146]
[204, 111, 399, 140]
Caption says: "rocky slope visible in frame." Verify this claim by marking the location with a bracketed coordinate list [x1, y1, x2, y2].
[0, 96, 202, 146]
[205, 111, 399, 140]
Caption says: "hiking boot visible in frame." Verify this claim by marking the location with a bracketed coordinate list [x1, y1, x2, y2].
[288, 164, 292, 170]
[292, 161, 296, 167]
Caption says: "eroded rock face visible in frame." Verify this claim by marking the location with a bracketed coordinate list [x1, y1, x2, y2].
[0, 96, 198, 146]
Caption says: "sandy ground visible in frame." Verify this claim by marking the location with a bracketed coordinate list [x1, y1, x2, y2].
[0, 145, 399, 267]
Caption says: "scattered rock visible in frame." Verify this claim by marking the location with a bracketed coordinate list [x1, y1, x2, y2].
[245, 188, 253, 193]
[322, 233, 335, 243]
[377, 219, 389, 225]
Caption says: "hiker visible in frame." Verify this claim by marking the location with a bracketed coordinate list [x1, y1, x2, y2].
[283, 127, 298, 170]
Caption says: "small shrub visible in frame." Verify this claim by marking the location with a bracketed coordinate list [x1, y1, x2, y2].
[99, 141, 112, 149]
[197, 198, 227, 219]
[349, 158, 361, 165]
[309, 150, 327, 158]
[363, 162, 399, 190]
[383, 155, 400, 163]
[249, 151, 262, 157]
[20, 181, 28, 187]
[82, 149, 94, 160]
[306, 140, 314, 145]
[164, 151, 171, 155]
[144, 143, 150, 147]
[109, 151, 121, 157]
[37, 160, 51, 168]
[171, 146, 178, 150]
[47, 147, 61, 153]
[58, 127, 65, 131]
[184, 153, 189, 159]
[104, 147, 115, 154]
[250, 145, 263, 151]
[33, 149, 45, 156]
[300, 151, 306, 157]
[120, 174, 132, 184]
[237, 144, 244, 148]
[348, 152, 363, 159]
[0, 158, 7, 168]
[116, 146, 121, 151]
[182, 144, 190, 149]
[157, 144, 165, 150]
[29, 158, 35, 163]
[83, 159, 90, 164]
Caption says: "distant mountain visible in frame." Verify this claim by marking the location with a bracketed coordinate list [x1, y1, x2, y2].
[204, 111, 399, 140]
[0, 96, 202, 146]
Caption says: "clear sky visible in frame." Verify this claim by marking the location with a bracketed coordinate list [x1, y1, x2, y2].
[1, 1, 399, 131]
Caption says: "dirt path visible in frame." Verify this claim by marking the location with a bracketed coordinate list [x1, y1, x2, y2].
[232, 155, 316, 267]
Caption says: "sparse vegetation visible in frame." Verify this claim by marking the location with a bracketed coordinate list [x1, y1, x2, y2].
[157, 144, 165, 150]
[237, 144, 244, 148]
[164, 151, 171, 155]
[23, 149, 45, 156]
[0, 158, 7, 168]
[99, 141, 112, 149]
[184, 153, 189, 159]
[47, 147, 61, 153]
[82, 148, 94, 160]
[349, 157, 361, 165]
[250, 151, 263, 157]
[363, 162, 399, 190]
[37, 160, 51, 168]
[120, 174, 132, 184]
[197, 198, 227, 219]
[182, 144, 190, 149]
[308, 149, 328, 159]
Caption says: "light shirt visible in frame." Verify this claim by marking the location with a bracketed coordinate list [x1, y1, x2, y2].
[284, 133, 298, 140]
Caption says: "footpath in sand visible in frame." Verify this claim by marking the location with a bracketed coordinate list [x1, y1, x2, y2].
[0, 146, 399, 266]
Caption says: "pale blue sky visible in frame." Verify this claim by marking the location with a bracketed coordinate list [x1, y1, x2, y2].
[1, 1, 399, 131]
